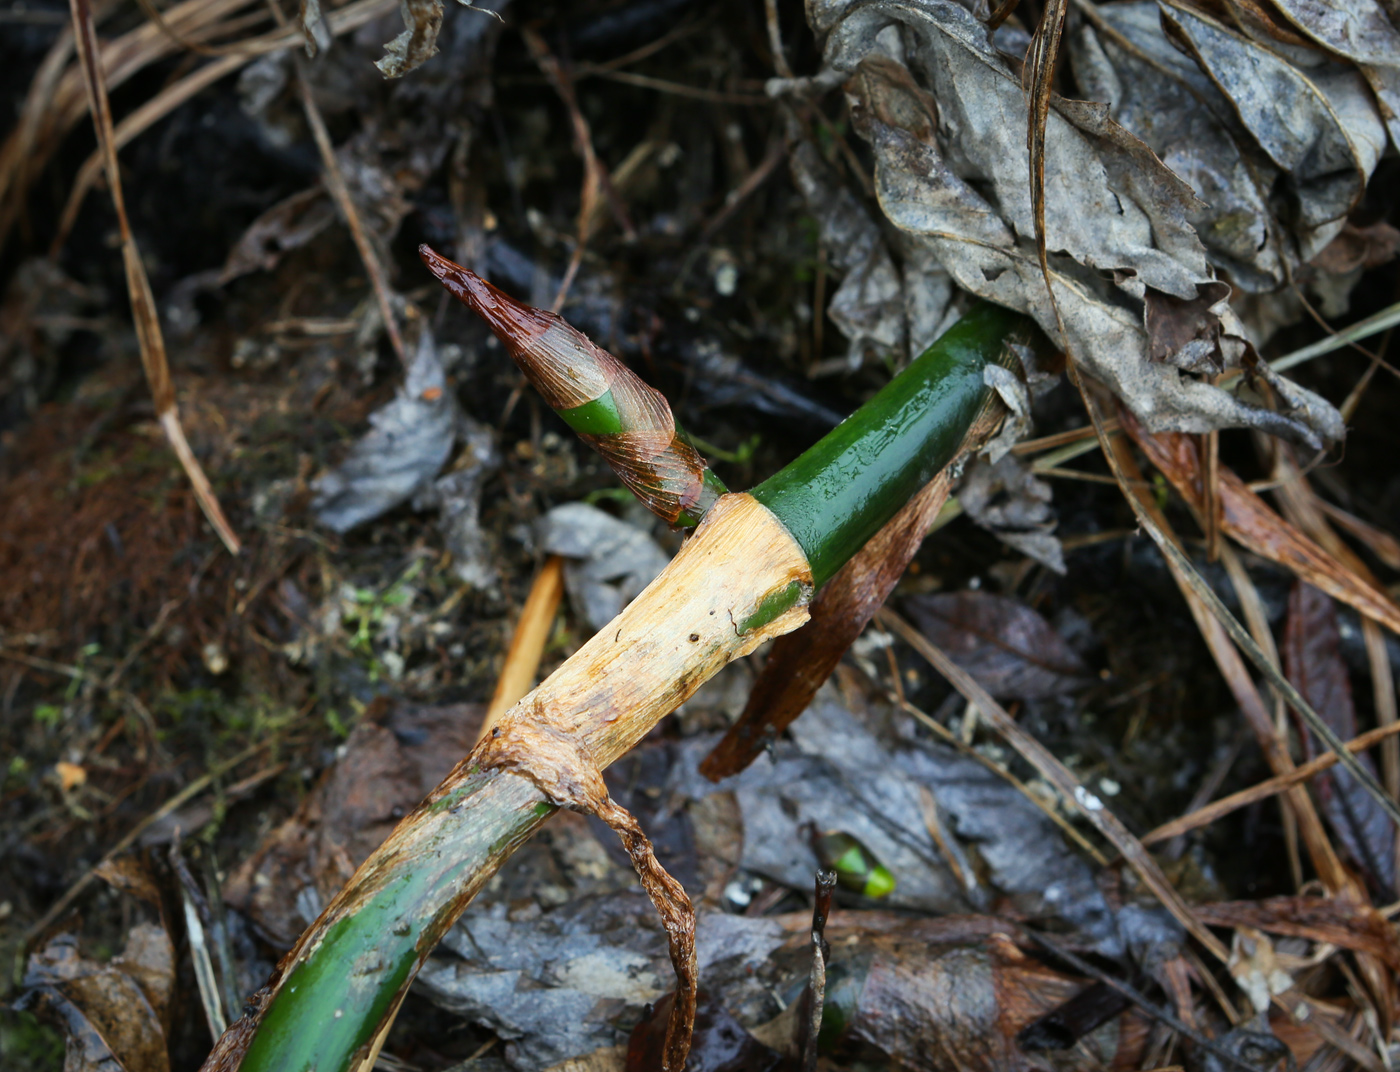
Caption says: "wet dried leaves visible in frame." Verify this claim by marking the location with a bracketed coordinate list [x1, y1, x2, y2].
[782, 0, 1377, 446]
[19, 925, 174, 1072]
[904, 590, 1088, 700]
[1122, 409, 1400, 635]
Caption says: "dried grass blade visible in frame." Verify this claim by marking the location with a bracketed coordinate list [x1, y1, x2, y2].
[988, 0, 1021, 30]
[1313, 499, 1400, 572]
[1105, 423, 1354, 909]
[1078, 382, 1400, 833]
[1024, 0, 1069, 331]
[3, 0, 260, 244]
[49, 0, 398, 256]
[878, 607, 1230, 962]
[1266, 300, 1400, 376]
[67, 0, 240, 555]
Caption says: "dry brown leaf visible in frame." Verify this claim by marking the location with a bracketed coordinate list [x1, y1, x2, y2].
[1198, 897, 1400, 973]
[20, 927, 173, 1072]
[903, 590, 1088, 699]
[1284, 582, 1397, 894]
[1122, 410, 1400, 636]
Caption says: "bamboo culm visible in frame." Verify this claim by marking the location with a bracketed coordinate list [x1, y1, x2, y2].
[207, 267, 1039, 1072]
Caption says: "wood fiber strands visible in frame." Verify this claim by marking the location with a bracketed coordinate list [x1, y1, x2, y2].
[420, 245, 723, 526]
[210, 493, 811, 1072]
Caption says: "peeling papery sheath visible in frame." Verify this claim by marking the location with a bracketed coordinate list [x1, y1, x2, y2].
[420, 245, 726, 526]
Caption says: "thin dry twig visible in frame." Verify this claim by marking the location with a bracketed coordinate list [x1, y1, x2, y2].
[1313, 499, 1400, 572]
[1142, 721, 1400, 847]
[798, 869, 836, 1072]
[574, 64, 768, 105]
[1023, 0, 1069, 335]
[67, 0, 241, 555]
[895, 695, 1110, 867]
[523, 28, 635, 311]
[764, 0, 793, 78]
[291, 62, 405, 363]
[247, 0, 410, 365]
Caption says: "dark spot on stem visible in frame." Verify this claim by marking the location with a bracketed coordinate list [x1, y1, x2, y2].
[689, 633, 700, 642]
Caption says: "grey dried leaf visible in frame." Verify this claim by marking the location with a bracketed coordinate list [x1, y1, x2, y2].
[815, 0, 1352, 445]
[1069, 4, 1286, 294]
[959, 453, 1066, 573]
[789, 140, 906, 368]
[298, 0, 332, 58]
[980, 362, 1033, 462]
[1265, 0, 1400, 149]
[537, 503, 671, 631]
[672, 688, 1123, 951]
[312, 320, 459, 532]
[1159, 1, 1386, 261]
[375, 0, 444, 78]
[418, 893, 791, 1071]
[424, 417, 500, 592]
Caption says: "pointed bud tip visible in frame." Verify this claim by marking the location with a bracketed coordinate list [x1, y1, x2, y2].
[418, 243, 451, 276]
[418, 245, 498, 316]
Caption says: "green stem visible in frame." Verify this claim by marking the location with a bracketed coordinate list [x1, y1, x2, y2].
[215, 301, 1037, 1072]
[234, 771, 552, 1072]
[753, 301, 1031, 587]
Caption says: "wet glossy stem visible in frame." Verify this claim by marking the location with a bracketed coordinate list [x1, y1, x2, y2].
[234, 771, 551, 1072]
[754, 301, 1031, 587]
[219, 303, 1035, 1072]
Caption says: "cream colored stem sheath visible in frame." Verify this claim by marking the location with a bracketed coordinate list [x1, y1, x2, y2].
[203, 493, 812, 1072]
